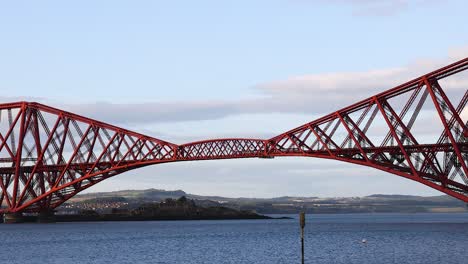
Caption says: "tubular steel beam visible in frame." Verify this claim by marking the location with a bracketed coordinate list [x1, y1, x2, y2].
[0, 57, 467, 214]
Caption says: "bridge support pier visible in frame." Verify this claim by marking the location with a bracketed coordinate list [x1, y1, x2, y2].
[37, 210, 56, 223]
[3, 212, 24, 224]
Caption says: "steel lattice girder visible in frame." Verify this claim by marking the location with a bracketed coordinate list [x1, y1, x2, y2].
[0, 57, 467, 214]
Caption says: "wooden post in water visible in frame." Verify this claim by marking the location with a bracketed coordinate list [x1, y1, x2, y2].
[300, 211, 305, 264]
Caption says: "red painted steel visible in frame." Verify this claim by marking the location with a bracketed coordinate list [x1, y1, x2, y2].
[0, 58, 467, 214]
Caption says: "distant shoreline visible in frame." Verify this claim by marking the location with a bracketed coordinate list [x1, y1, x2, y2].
[63, 189, 467, 216]
[1, 196, 293, 223]
[1, 214, 294, 224]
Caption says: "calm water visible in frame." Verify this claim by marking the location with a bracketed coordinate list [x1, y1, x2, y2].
[0, 213, 467, 264]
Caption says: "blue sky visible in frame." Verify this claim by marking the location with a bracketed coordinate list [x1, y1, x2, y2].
[1, 0, 467, 197]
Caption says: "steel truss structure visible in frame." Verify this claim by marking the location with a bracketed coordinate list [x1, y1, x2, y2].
[1, 58, 467, 214]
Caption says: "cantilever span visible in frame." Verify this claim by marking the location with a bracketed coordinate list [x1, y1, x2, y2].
[0, 58, 467, 215]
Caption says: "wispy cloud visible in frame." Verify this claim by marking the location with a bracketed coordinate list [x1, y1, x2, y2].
[461, 107, 468, 123]
[256, 54, 468, 111]
[61, 46, 468, 124]
[313, 0, 438, 16]
[2, 46, 467, 129]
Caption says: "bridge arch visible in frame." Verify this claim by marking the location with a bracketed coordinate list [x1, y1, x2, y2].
[0, 57, 467, 214]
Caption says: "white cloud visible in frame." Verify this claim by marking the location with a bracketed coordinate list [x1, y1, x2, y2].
[14, 45, 464, 128]
[461, 107, 468, 123]
[299, 0, 440, 17]
[332, 0, 409, 16]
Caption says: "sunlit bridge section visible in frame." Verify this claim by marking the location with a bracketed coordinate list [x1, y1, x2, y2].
[0, 103, 177, 214]
[0, 57, 467, 216]
[178, 139, 268, 160]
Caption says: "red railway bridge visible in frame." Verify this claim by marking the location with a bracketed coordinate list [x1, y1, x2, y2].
[1, 58, 467, 222]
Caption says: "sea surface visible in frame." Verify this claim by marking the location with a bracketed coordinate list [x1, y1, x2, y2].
[0, 213, 467, 264]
